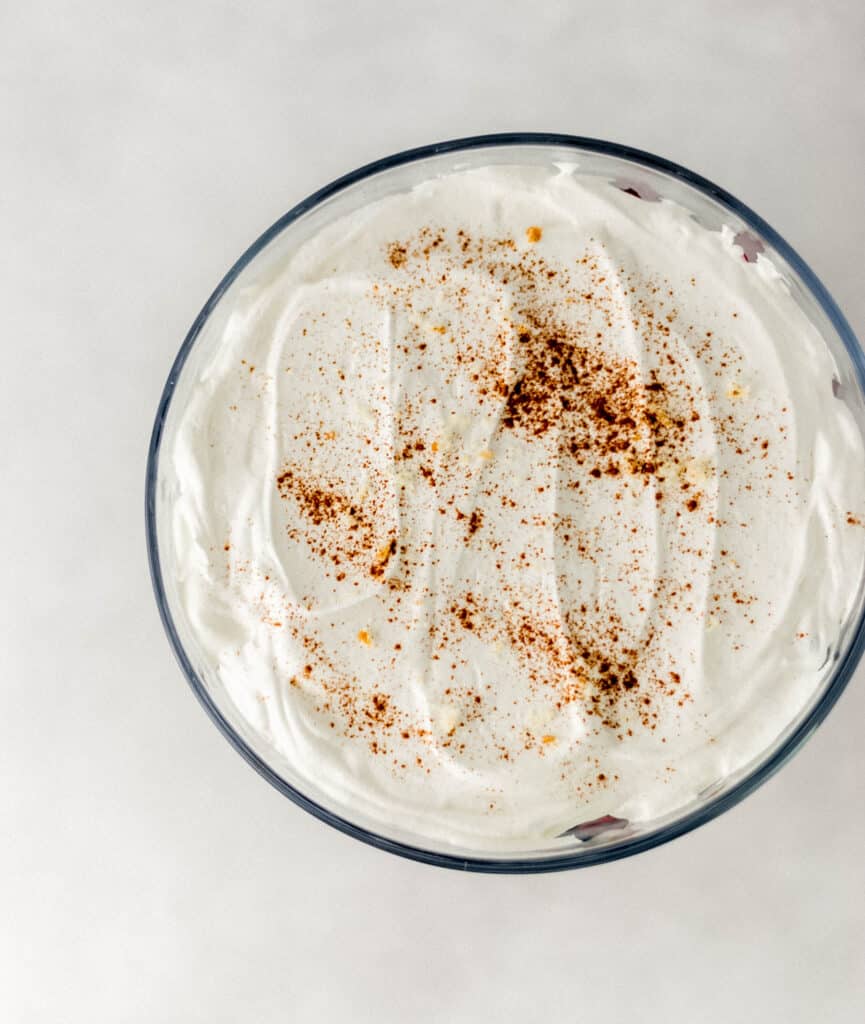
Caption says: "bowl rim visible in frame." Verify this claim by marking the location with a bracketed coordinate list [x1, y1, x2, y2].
[145, 132, 865, 873]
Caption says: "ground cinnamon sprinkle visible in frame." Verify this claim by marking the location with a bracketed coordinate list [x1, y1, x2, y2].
[257, 220, 780, 771]
[387, 242, 408, 269]
[276, 466, 397, 581]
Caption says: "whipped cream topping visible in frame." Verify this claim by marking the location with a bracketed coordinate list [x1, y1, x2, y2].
[159, 163, 865, 851]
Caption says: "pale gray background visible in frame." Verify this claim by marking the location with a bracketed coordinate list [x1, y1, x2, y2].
[3, 1, 864, 1021]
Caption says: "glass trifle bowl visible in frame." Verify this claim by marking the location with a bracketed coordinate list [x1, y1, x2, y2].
[147, 134, 865, 871]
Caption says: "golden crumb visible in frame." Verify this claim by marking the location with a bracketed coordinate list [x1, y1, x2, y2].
[542, 734, 556, 744]
[526, 226, 543, 243]
[357, 629, 372, 646]
[478, 449, 493, 461]
[323, 430, 336, 441]
[376, 541, 394, 564]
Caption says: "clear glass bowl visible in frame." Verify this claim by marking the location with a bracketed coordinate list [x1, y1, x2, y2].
[146, 133, 865, 872]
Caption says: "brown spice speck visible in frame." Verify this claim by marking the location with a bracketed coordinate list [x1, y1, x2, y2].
[388, 243, 408, 269]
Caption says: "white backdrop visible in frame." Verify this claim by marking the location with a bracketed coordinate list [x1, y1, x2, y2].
[3, 2, 864, 1021]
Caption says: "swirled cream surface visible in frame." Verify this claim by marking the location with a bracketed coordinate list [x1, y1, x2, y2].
[161, 165, 865, 849]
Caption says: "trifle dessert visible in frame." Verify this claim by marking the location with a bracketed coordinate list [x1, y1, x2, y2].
[154, 146, 865, 856]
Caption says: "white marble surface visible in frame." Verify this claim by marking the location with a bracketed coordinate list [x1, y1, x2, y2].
[3, 2, 864, 1020]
